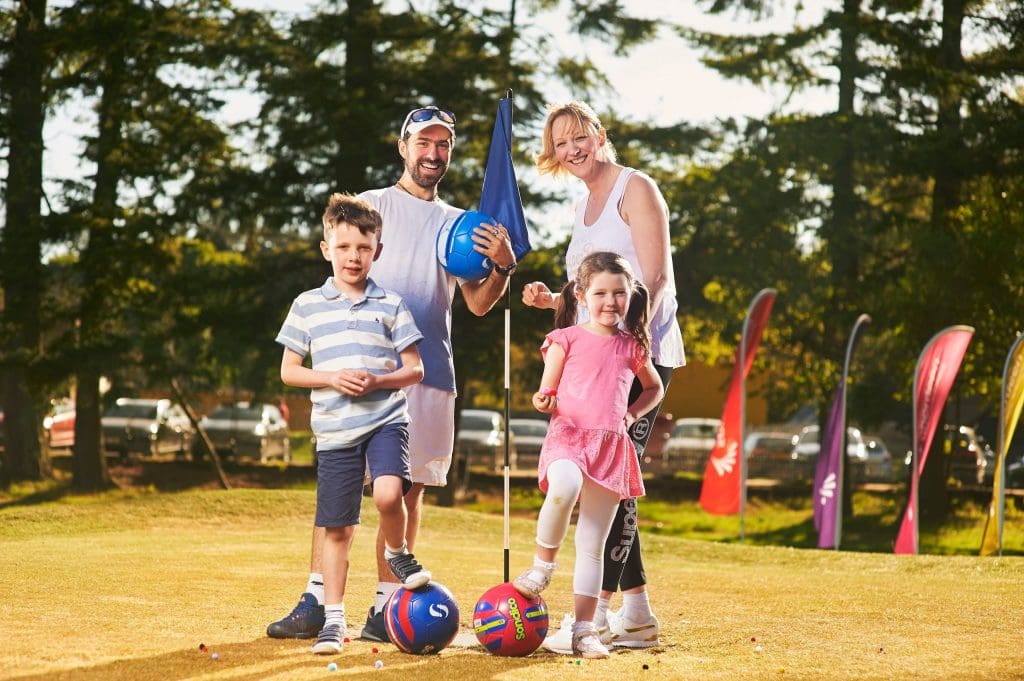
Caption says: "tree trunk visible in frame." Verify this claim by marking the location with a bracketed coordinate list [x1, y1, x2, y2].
[0, 0, 50, 485]
[71, 369, 111, 491]
[71, 45, 125, 492]
[337, 0, 376, 191]
[919, 0, 967, 517]
[831, 0, 861, 519]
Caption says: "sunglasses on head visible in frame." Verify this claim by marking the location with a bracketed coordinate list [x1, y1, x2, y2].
[401, 107, 456, 137]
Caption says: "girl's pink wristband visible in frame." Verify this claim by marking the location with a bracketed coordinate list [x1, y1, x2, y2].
[539, 387, 557, 397]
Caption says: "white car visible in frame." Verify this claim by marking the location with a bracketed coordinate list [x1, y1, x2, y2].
[101, 398, 194, 458]
[790, 424, 868, 481]
[663, 417, 721, 474]
[457, 409, 516, 472]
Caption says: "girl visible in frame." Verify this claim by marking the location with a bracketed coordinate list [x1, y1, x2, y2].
[513, 251, 664, 659]
[523, 101, 685, 651]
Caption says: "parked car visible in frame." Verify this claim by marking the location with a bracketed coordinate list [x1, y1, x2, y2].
[662, 417, 720, 474]
[101, 398, 194, 458]
[944, 424, 991, 486]
[745, 429, 802, 479]
[789, 424, 869, 481]
[457, 408, 516, 472]
[860, 435, 895, 482]
[509, 418, 547, 471]
[43, 399, 76, 450]
[196, 402, 290, 463]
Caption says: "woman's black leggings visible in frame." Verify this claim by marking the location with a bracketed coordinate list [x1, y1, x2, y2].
[601, 364, 675, 593]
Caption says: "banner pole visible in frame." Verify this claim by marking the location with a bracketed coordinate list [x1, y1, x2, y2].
[501, 91, 514, 583]
[834, 314, 871, 549]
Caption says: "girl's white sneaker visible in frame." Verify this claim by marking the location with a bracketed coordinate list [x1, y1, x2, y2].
[571, 621, 610, 659]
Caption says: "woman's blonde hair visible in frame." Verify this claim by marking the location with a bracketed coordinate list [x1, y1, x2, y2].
[535, 101, 617, 178]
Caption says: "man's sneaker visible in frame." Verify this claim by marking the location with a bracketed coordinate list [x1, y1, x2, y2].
[311, 621, 345, 655]
[572, 621, 610, 659]
[359, 606, 390, 642]
[266, 592, 325, 639]
[386, 552, 432, 590]
[606, 608, 660, 648]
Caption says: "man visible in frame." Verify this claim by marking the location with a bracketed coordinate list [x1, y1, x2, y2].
[267, 105, 518, 641]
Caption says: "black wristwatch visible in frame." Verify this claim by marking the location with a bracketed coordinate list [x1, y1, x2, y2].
[492, 260, 517, 277]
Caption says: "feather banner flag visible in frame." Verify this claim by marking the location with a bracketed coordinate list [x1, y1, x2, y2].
[479, 93, 531, 260]
[814, 314, 871, 549]
[894, 326, 974, 555]
[980, 333, 1024, 556]
[700, 289, 777, 516]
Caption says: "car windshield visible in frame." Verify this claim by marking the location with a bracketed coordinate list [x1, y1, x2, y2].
[511, 421, 547, 437]
[672, 422, 718, 438]
[461, 413, 497, 430]
[751, 436, 793, 451]
[209, 406, 262, 421]
[105, 403, 158, 419]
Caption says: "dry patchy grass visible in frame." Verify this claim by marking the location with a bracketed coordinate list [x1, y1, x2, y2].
[0, 488, 1022, 680]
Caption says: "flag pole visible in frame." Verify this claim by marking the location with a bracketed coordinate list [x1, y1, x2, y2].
[502, 88, 514, 583]
[739, 306, 748, 543]
[834, 314, 871, 549]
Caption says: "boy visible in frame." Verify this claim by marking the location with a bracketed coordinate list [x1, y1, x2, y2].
[276, 193, 430, 655]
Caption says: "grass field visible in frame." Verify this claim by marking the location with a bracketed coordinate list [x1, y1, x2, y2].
[1, 483, 1022, 680]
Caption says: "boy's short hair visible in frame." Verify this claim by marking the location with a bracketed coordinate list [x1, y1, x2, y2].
[322, 193, 382, 241]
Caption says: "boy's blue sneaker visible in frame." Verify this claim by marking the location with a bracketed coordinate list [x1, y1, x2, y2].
[359, 606, 390, 642]
[266, 592, 325, 639]
[386, 552, 432, 590]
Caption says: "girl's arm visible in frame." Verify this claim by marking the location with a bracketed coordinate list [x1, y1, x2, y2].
[624, 358, 664, 429]
[532, 341, 566, 414]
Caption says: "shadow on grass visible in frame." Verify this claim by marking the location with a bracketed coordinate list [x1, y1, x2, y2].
[6, 635, 556, 681]
[0, 480, 73, 509]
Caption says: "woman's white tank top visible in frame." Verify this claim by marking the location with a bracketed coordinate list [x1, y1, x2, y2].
[564, 167, 686, 367]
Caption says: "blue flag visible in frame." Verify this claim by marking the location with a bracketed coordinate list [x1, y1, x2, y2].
[479, 96, 532, 261]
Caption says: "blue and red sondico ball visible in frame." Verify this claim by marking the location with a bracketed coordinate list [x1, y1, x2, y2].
[473, 582, 549, 656]
[436, 210, 495, 280]
[383, 582, 460, 655]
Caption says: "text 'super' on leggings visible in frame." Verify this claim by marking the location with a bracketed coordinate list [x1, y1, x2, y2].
[601, 364, 674, 593]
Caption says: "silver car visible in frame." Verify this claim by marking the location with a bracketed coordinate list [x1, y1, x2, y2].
[197, 402, 290, 463]
[509, 417, 548, 471]
[102, 398, 194, 458]
[457, 409, 516, 472]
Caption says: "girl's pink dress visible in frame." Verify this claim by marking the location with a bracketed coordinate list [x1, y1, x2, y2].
[538, 325, 646, 500]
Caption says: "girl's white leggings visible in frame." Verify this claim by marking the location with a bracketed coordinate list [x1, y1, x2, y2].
[535, 458, 621, 598]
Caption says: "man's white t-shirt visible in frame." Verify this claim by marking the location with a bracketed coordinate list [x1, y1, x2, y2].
[359, 186, 464, 393]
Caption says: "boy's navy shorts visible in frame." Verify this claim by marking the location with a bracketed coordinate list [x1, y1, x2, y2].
[315, 422, 412, 528]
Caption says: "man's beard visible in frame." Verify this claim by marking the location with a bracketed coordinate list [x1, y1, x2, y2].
[406, 158, 448, 189]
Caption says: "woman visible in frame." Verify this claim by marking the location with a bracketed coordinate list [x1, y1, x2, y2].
[522, 101, 685, 653]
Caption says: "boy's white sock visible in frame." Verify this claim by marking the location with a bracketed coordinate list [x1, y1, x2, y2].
[373, 581, 401, 614]
[323, 603, 346, 628]
[594, 596, 611, 628]
[384, 542, 407, 560]
[307, 572, 325, 604]
[622, 590, 653, 623]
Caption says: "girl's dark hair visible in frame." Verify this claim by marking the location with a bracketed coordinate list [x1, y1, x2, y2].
[554, 251, 651, 353]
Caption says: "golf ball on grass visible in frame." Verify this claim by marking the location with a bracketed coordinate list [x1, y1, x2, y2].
[375, 660, 384, 669]
[327, 662, 338, 671]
